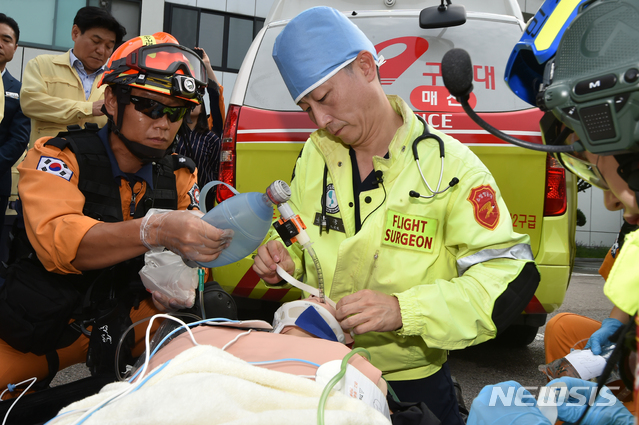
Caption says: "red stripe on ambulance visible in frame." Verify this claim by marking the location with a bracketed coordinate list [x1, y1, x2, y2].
[235, 107, 544, 146]
[232, 267, 262, 298]
[231, 267, 294, 302]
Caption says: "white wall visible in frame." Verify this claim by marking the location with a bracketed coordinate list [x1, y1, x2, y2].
[577, 187, 624, 247]
[5, 46, 25, 82]
[167, 0, 275, 17]
[517, 0, 544, 15]
[6, 45, 59, 82]
[164, 0, 276, 114]
[140, 0, 166, 35]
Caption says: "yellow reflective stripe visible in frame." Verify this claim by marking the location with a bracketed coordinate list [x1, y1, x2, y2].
[140, 35, 156, 46]
[534, 0, 582, 52]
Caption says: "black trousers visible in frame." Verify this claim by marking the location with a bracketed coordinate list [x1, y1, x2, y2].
[388, 362, 465, 425]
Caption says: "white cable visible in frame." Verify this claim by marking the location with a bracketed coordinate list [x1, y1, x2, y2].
[571, 338, 590, 350]
[221, 329, 252, 351]
[1, 377, 37, 425]
[45, 317, 236, 425]
[125, 317, 238, 382]
[275, 265, 337, 309]
[132, 314, 201, 384]
[44, 316, 325, 424]
[63, 314, 199, 425]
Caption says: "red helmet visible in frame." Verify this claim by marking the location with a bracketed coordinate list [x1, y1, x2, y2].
[99, 32, 206, 104]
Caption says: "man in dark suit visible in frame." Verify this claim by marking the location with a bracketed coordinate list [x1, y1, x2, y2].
[0, 14, 29, 259]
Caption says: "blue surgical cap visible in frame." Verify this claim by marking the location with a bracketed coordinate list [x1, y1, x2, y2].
[272, 6, 380, 104]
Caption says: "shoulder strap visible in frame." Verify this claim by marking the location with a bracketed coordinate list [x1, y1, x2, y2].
[173, 154, 196, 173]
[141, 157, 177, 216]
[43, 137, 71, 151]
[52, 122, 101, 140]
[70, 127, 123, 222]
[43, 123, 97, 152]
[132, 154, 193, 218]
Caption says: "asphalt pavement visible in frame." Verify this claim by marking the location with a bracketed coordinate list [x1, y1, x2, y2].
[51, 257, 610, 411]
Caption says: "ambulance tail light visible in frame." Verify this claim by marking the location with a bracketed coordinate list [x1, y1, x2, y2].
[544, 155, 567, 216]
[217, 105, 240, 203]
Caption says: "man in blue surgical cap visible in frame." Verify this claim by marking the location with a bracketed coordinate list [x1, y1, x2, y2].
[253, 7, 540, 424]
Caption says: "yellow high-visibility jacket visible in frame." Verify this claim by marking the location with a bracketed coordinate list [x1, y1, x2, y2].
[268, 96, 539, 381]
[604, 229, 639, 316]
[603, 228, 638, 418]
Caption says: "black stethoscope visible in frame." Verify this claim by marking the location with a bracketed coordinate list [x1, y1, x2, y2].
[409, 115, 460, 199]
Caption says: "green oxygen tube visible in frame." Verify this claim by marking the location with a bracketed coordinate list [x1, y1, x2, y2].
[198, 267, 205, 319]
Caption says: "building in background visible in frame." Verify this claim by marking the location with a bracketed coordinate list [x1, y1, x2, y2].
[4, 0, 273, 116]
[3, 0, 621, 246]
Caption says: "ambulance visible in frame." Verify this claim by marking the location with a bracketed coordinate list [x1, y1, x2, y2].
[213, 0, 577, 345]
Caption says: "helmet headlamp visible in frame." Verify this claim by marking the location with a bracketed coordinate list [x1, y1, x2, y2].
[173, 75, 198, 99]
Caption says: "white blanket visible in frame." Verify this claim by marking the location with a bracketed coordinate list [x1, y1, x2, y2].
[53, 345, 391, 424]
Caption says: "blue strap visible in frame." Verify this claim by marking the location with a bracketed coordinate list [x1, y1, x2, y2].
[294, 306, 338, 342]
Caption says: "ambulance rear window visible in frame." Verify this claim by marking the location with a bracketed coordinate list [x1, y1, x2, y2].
[245, 13, 531, 113]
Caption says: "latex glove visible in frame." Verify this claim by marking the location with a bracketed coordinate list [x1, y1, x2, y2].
[467, 381, 552, 425]
[151, 290, 193, 312]
[548, 377, 634, 425]
[252, 240, 296, 284]
[139, 249, 197, 308]
[336, 289, 402, 334]
[140, 208, 233, 263]
[584, 317, 623, 355]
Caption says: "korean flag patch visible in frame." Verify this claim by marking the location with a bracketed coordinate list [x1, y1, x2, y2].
[37, 156, 73, 181]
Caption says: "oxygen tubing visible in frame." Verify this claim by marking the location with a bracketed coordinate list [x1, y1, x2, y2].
[317, 347, 371, 425]
[198, 268, 206, 319]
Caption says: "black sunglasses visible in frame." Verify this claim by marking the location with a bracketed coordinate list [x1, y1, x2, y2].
[129, 95, 191, 122]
